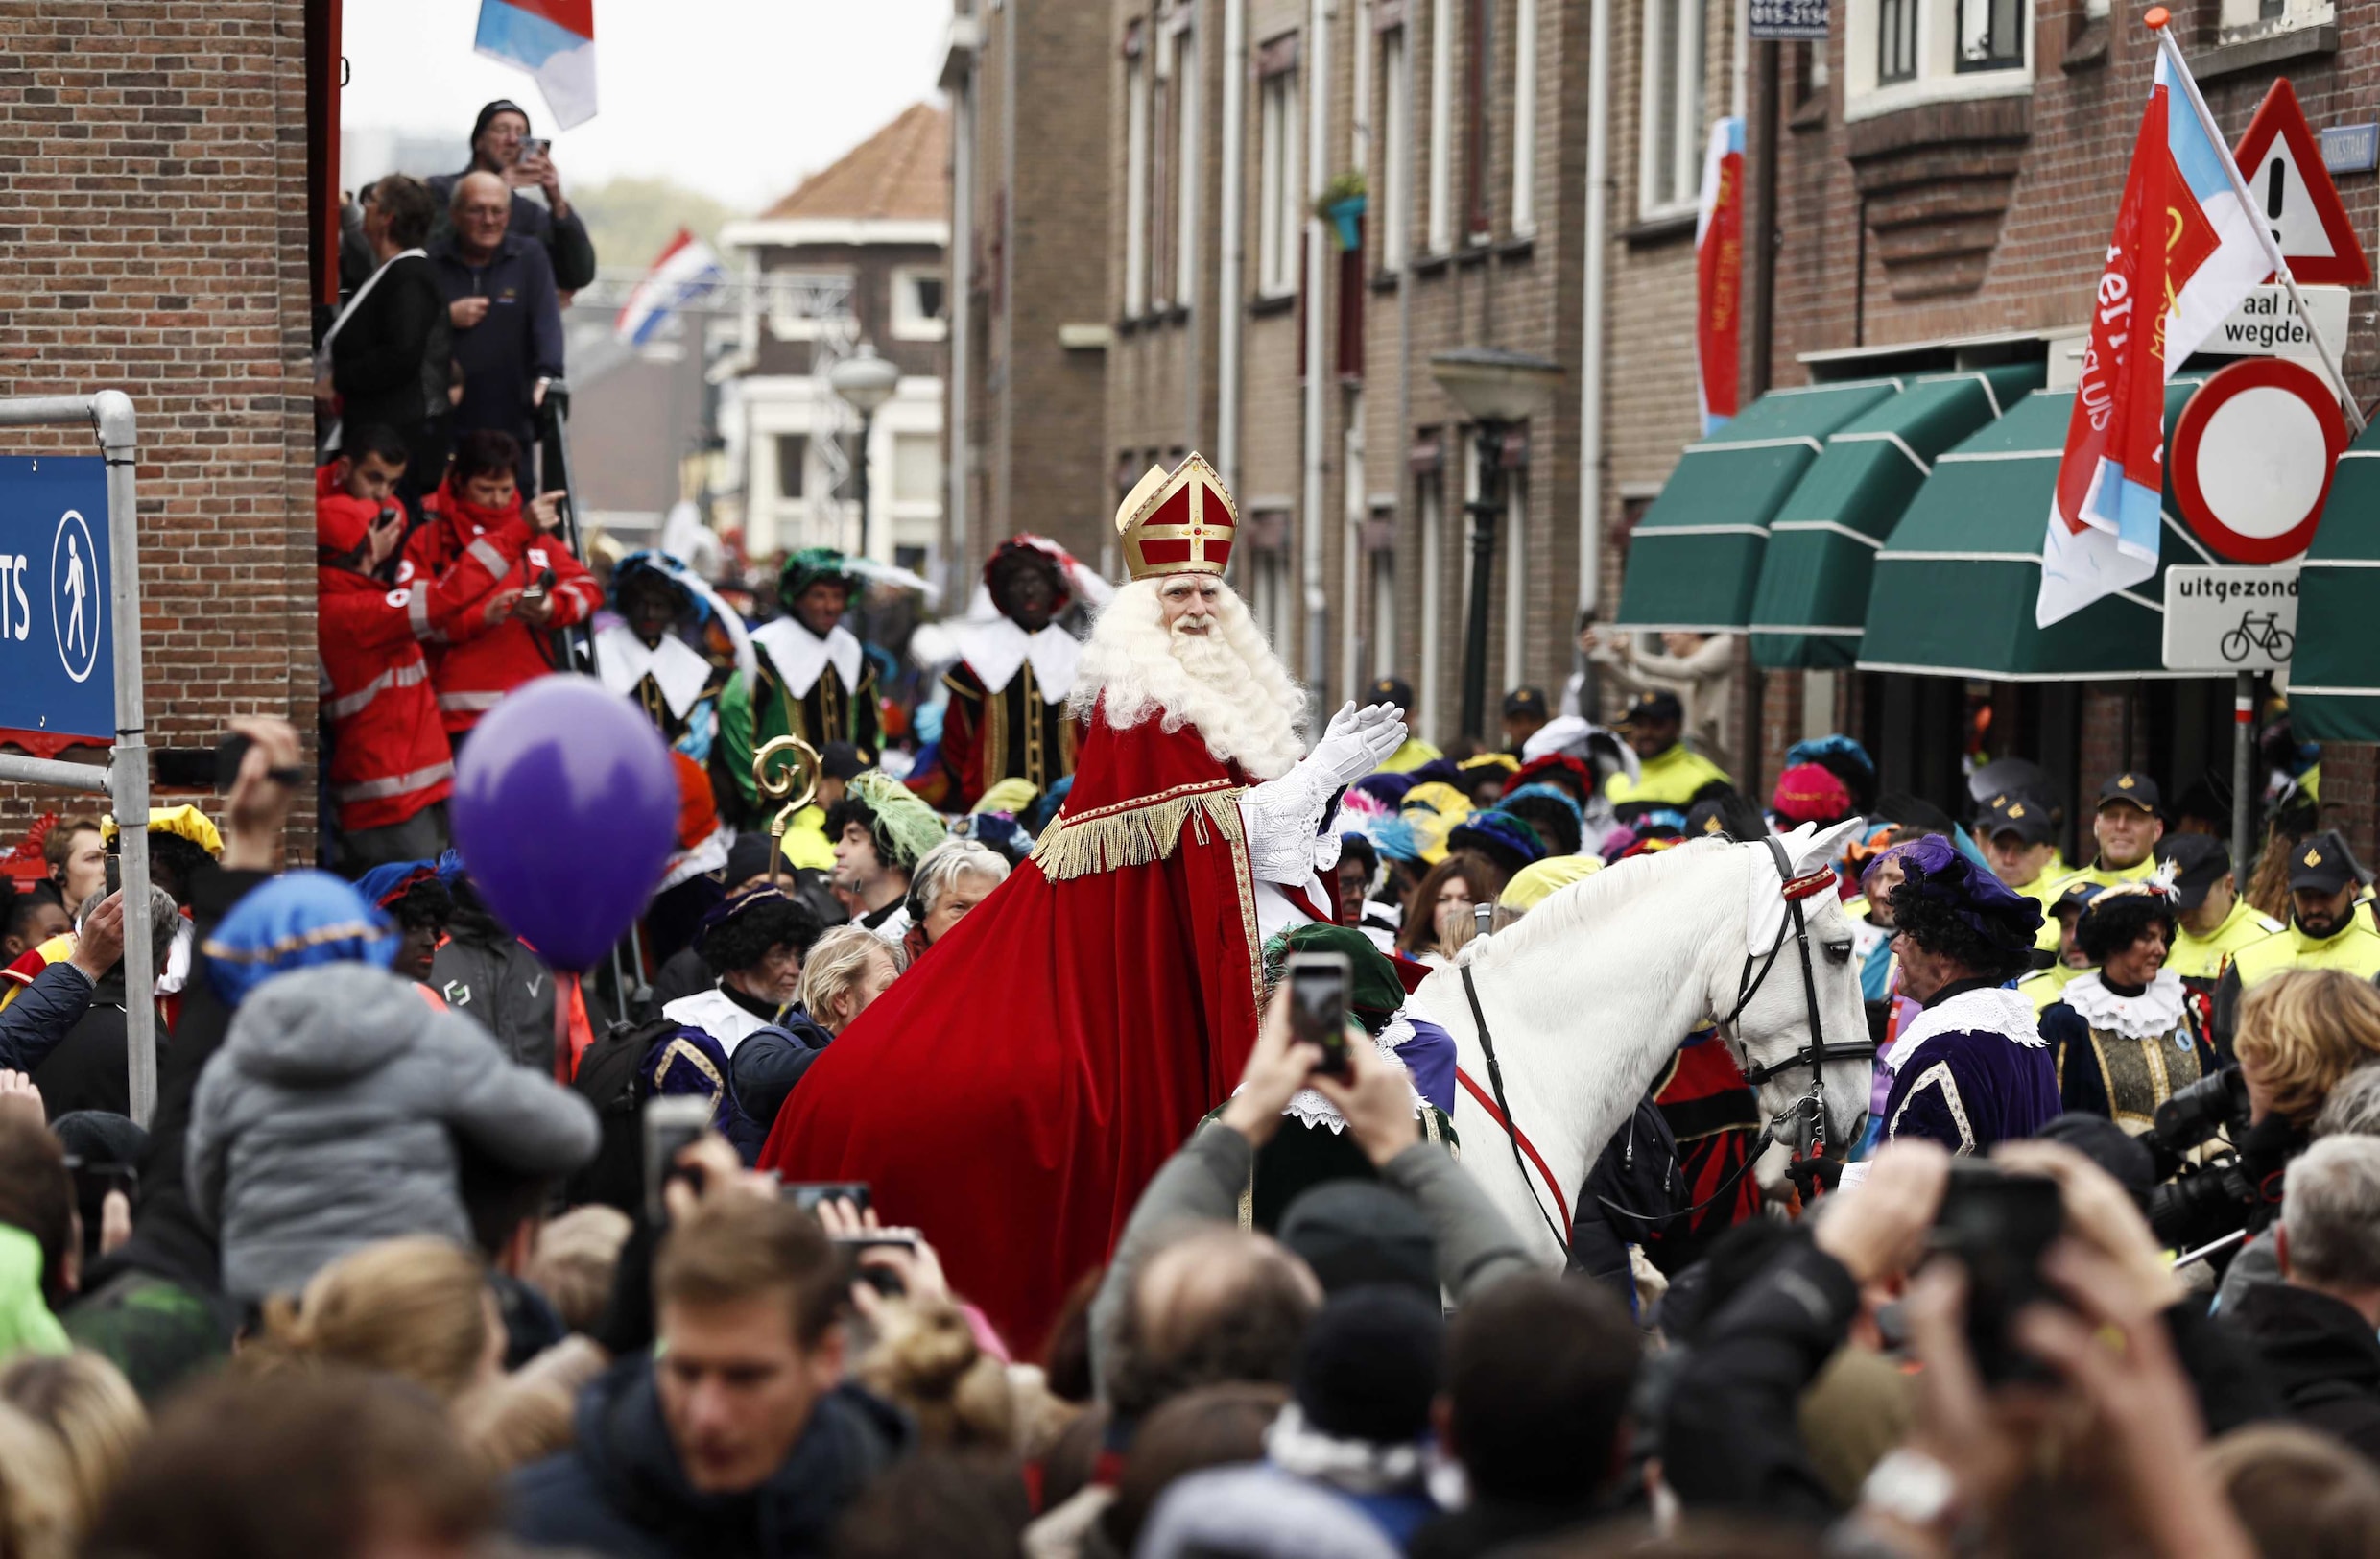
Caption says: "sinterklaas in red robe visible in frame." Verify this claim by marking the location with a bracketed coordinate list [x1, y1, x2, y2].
[760, 703, 1268, 1351]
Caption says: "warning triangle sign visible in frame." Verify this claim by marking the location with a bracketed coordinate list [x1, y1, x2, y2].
[2231, 78, 2372, 287]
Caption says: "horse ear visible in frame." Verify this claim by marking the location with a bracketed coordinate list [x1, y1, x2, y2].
[1785, 816, 1865, 875]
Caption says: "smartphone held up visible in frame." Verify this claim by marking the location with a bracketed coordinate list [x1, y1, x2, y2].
[1286, 950, 1353, 1080]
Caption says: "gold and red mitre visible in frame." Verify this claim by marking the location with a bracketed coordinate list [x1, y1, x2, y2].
[1114, 453, 1238, 583]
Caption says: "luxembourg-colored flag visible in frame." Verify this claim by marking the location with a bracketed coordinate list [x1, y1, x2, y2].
[2035, 43, 2267, 627]
[615, 230, 726, 346]
[1694, 117, 1746, 435]
[474, 0, 597, 130]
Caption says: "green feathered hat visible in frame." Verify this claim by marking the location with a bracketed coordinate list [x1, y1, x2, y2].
[845, 771, 952, 875]
[780, 546, 860, 602]
[1259, 923, 1409, 1036]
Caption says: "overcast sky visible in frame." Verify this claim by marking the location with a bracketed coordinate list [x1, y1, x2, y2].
[342, 0, 950, 210]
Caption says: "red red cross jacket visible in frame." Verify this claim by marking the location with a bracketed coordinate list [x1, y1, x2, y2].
[320, 502, 536, 831]
[404, 489, 601, 734]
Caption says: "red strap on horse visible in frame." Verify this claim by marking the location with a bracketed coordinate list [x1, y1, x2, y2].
[1454, 1067, 1574, 1229]
[1781, 867, 1837, 902]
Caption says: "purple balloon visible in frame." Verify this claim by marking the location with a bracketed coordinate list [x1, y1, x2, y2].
[450, 675, 678, 972]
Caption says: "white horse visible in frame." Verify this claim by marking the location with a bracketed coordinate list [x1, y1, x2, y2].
[1413, 822, 1871, 1268]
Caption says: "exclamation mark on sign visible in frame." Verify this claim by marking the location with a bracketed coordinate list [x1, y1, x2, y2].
[2267, 156, 2287, 250]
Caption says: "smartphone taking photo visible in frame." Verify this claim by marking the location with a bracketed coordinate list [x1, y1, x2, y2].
[1286, 950, 1353, 1080]
[1929, 1162, 2064, 1383]
[641, 1096, 713, 1225]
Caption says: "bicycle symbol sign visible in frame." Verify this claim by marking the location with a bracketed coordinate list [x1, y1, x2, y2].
[2163, 564, 2300, 673]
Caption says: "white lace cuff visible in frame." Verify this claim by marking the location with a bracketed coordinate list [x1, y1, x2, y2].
[1239, 761, 1334, 884]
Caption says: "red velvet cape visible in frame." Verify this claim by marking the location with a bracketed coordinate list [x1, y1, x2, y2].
[758, 708, 1265, 1351]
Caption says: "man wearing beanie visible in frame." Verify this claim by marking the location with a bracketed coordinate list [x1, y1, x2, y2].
[1260, 1286, 1444, 1544]
[427, 100, 596, 291]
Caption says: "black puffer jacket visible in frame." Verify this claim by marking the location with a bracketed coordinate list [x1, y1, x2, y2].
[2226, 1282, 2380, 1463]
[728, 1009, 838, 1137]
[508, 1355, 910, 1559]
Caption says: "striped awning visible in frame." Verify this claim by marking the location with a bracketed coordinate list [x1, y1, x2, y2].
[1611, 380, 1902, 632]
[1748, 363, 2044, 669]
[2288, 418, 2380, 741]
[1858, 379, 2214, 680]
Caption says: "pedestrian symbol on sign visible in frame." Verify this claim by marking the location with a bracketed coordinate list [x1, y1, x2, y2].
[52, 508, 100, 684]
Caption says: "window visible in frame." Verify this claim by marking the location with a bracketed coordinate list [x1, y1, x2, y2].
[1124, 26, 1150, 317]
[1511, 0, 1537, 235]
[1464, 0, 1490, 241]
[1369, 541, 1398, 678]
[2218, 0, 2325, 38]
[1151, 40, 1173, 307]
[1638, 0, 1704, 217]
[766, 269, 853, 341]
[1846, 0, 2034, 115]
[1954, 0, 2021, 70]
[1427, 0, 1453, 253]
[1257, 45, 1303, 297]
[892, 433, 940, 505]
[892, 266, 947, 341]
[1877, 0, 1917, 82]
[1379, 25, 1411, 270]
[1503, 466, 1528, 691]
[1173, 26, 1200, 306]
[774, 435, 807, 501]
[1417, 467, 1444, 739]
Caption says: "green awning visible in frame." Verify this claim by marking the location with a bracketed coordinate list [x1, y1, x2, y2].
[2289, 419, 2380, 741]
[1612, 380, 1902, 632]
[1858, 378, 2212, 680]
[1748, 363, 2044, 669]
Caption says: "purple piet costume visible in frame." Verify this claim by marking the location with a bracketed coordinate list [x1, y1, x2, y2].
[1878, 835, 2060, 1155]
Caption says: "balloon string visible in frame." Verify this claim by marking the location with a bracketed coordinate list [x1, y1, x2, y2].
[554, 970, 580, 1085]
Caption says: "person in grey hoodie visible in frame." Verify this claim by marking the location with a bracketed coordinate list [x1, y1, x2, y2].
[188, 961, 599, 1304]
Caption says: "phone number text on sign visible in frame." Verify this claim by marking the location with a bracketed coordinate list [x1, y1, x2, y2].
[1749, 0, 1829, 39]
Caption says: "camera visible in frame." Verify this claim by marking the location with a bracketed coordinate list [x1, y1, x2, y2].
[2143, 1067, 2290, 1254]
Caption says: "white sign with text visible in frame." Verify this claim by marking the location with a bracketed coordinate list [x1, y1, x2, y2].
[2162, 565, 2300, 671]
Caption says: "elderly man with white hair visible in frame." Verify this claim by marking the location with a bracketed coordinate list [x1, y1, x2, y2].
[2225, 1135, 2380, 1463]
[761, 453, 1407, 1350]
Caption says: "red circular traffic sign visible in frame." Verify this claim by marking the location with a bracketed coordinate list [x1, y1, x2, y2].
[2171, 357, 2348, 564]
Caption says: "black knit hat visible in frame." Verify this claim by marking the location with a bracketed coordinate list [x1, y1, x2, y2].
[1292, 1285, 1443, 1445]
[471, 99, 530, 146]
[1278, 1181, 1437, 1302]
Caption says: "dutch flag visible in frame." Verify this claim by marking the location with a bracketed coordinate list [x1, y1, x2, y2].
[2035, 36, 2270, 628]
[615, 230, 726, 346]
[475, 0, 597, 130]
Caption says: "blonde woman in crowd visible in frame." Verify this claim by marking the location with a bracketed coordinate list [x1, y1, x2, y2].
[0, 1351, 146, 1541]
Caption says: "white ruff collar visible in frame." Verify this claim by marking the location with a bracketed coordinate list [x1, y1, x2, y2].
[1890, 985, 2044, 1076]
[1241, 1015, 1424, 1131]
[2059, 970, 2189, 1040]
[950, 616, 1084, 699]
[751, 617, 863, 699]
[594, 622, 713, 718]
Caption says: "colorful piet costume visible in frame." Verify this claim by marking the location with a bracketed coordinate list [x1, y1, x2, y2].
[908, 537, 1107, 812]
[762, 455, 1404, 1348]
[718, 548, 880, 808]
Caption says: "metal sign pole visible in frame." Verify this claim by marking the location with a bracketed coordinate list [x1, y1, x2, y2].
[2232, 670, 2256, 890]
[95, 392, 155, 1126]
[0, 393, 154, 1124]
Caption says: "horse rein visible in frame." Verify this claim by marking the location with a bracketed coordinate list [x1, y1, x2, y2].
[1458, 834, 1875, 1257]
[1722, 834, 1876, 1161]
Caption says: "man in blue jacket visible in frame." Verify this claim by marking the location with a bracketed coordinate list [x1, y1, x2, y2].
[510, 1190, 909, 1558]
[430, 171, 565, 461]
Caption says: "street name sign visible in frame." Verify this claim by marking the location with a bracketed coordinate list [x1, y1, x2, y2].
[2163, 565, 2299, 672]
[1749, 0, 1829, 38]
[0, 455, 114, 746]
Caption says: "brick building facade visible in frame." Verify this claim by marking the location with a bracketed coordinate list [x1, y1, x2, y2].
[0, 3, 319, 842]
[941, 1, 1117, 593]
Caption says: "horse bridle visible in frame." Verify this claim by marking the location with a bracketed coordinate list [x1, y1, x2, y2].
[1719, 833, 1877, 1160]
[1461, 834, 1876, 1256]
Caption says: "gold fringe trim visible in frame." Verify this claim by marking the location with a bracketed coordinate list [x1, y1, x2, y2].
[1030, 783, 1248, 880]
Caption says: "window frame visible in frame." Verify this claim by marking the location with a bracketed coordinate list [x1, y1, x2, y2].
[1635, 0, 1704, 222]
[1123, 25, 1151, 318]
[1427, 0, 1454, 254]
[1379, 23, 1412, 271]
[765, 268, 855, 342]
[890, 265, 947, 342]
[1511, 0, 1538, 236]
[774, 433, 808, 502]
[1952, 0, 2023, 73]
[1256, 46, 1304, 299]
[1172, 21, 1200, 309]
[1844, 0, 2035, 121]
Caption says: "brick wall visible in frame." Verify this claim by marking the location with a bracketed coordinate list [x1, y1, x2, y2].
[0, 3, 318, 850]
[956, 0, 1114, 584]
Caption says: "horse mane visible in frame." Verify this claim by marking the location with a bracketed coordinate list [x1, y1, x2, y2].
[1460, 835, 1741, 974]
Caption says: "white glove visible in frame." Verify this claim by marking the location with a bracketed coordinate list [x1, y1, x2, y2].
[1306, 701, 1409, 788]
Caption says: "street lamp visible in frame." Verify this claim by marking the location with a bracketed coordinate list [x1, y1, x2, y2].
[828, 342, 901, 560]
[1428, 346, 1562, 741]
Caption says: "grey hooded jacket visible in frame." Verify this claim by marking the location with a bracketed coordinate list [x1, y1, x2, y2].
[188, 963, 599, 1303]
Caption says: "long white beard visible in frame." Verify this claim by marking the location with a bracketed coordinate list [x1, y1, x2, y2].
[1072, 579, 1307, 780]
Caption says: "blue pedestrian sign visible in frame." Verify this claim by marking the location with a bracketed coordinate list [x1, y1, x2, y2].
[0, 455, 114, 743]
